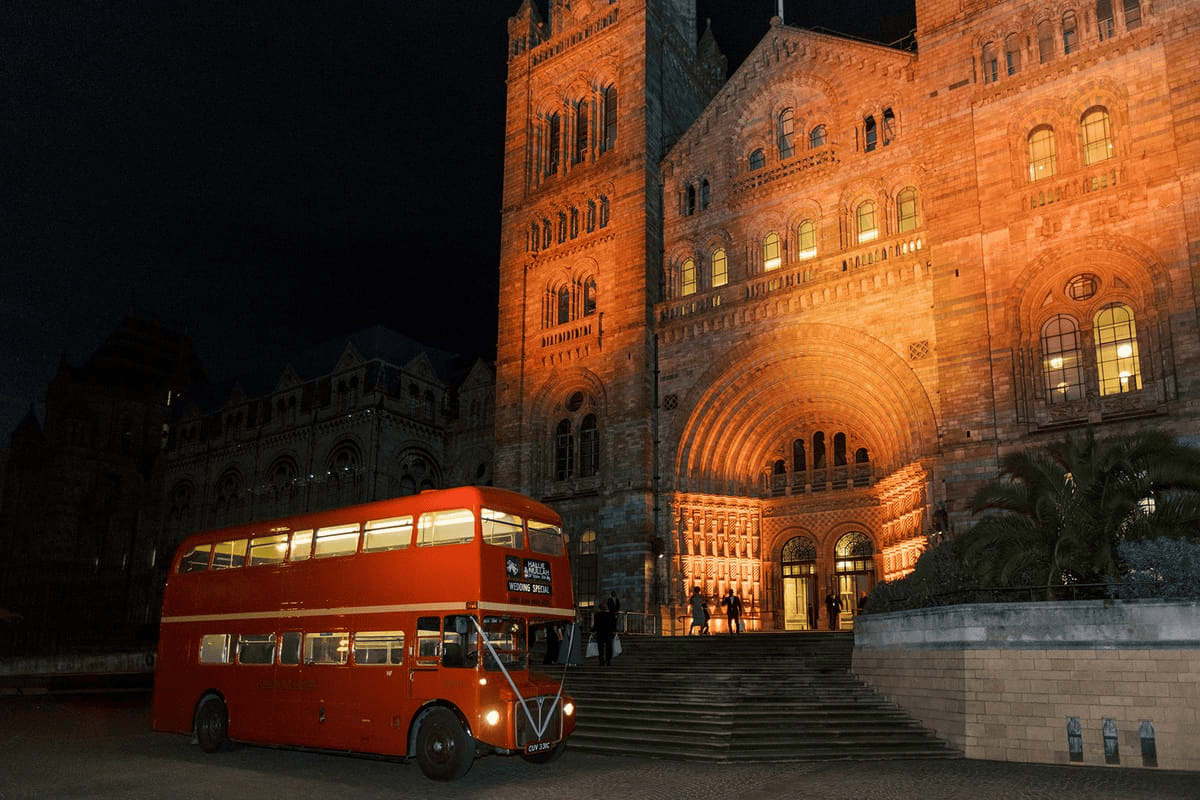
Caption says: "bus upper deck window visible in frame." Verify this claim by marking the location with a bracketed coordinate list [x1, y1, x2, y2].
[363, 516, 413, 552]
[314, 524, 360, 558]
[178, 544, 212, 573]
[211, 540, 247, 570]
[417, 509, 476, 546]
[528, 520, 564, 555]
[249, 533, 288, 566]
[481, 508, 524, 549]
[290, 530, 313, 561]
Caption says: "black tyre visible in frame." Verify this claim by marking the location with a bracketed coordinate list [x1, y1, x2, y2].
[195, 695, 228, 754]
[414, 707, 475, 781]
[521, 741, 565, 764]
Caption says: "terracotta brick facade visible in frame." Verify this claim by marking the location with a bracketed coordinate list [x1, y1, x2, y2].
[496, 0, 1200, 627]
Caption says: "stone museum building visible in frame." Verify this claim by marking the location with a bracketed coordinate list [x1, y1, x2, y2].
[494, 0, 1200, 630]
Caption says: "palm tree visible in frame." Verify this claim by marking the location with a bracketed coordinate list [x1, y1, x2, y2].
[964, 429, 1200, 593]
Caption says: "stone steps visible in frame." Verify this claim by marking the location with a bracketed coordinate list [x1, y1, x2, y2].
[537, 632, 960, 763]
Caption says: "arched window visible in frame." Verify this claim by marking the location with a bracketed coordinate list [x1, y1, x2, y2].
[570, 207, 579, 239]
[554, 419, 574, 480]
[684, 184, 696, 216]
[882, 108, 896, 145]
[1063, 12, 1078, 53]
[579, 414, 599, 477]
[797, 220, 817, 259]
[573, 99, 588, 164]
[601, 85, 618, 153]
[856, 200, 878, 243]
[681, 258, 697, 296]
[833, 432, 848, 466]
[896, 188, 919, 232]
[1081, 108, 1113, 165]
[557, 211, 567, 243]
[1041, 315, 1084, 403]
[763, 232, 782, 271]
[778, 108, 795, 159]
[863, 115, 877, 152]
[792, 438, 807, 472]
[749, 148, 765, 171]
[1037, 19, 1055, 63]
[542, 219, 552, 249]
[700, 179, 710, 210]
[982, 41, 999, 82]
[1005, 33, 1021, 75]
[812, 432, 826, 469]
[547, 112, 561, 176]
[583, 277, 597, 316]
[1097, 0, 1115, 40]
[1095, 304, 1142, 395]
[1123, 0, 1141, 29]
[1028, 127, 1058, 181]
[557, 285, 570, 325]
[530, 221, 540, 252]
[586, 199, 597, 232]
[809, 124, 827, 148]
[599, 195, 610, 227]
[711, 247, 728, 287]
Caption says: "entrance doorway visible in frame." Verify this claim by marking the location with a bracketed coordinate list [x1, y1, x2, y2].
[835, 531, 875, 629]
[781, 536, 818, 630]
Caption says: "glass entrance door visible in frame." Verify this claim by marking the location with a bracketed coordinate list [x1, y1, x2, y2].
[781, 536, 818, 630]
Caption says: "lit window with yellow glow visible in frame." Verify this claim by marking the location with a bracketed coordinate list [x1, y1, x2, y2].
[1041, 315, 1084, 403]
[896, 188, 918, 232]
[1095, 304, 1141, 395]
[711, 248, 728, 287]
[856, 201, 878, 243]
[797, 220, 816, 259]
[1028, 127, 1057, 182]
[763, 232, 782, 271]
[1081, 108, 1113, 166]
[681, 258, 697, 295]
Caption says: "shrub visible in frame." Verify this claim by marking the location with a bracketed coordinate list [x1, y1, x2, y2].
[1112, 538, 1200, 599]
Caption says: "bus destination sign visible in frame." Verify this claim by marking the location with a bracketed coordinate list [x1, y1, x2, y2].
[505, 555, 552, 595]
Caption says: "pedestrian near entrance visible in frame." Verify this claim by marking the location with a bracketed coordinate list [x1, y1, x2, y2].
[607, 591, 621, 614]
[722, 589, 742, 634]
[592, 605, 617, 666]
[688, 586, 707, 635]
[825, 592, 842, 630]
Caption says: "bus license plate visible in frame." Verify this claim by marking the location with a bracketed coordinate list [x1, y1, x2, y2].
[525, 741, 554, 754]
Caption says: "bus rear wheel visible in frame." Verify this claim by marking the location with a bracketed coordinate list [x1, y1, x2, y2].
[414, 707, 475, 781]
[195, 695, 228, 753]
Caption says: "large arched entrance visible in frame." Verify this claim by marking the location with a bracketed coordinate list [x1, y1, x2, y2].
[781, 535, 818, 630]
[835, 531, 875, 628]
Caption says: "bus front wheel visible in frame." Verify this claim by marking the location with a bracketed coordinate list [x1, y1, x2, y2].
[414, 707, 475, 781]
[195, 695, 228, 753]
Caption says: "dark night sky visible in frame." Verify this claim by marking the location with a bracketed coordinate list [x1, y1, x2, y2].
[1, 1, 913, 446]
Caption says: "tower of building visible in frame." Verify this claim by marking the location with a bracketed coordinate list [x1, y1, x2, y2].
[495, 0, 724, 613]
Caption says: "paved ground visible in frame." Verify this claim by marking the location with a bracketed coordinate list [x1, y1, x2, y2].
[1, 692, 1194, 799]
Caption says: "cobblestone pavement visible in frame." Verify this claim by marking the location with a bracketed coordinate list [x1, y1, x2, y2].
[2, 693, 1195, 800]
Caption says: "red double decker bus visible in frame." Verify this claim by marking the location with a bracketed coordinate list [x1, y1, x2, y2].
[152, 486, 576, 780]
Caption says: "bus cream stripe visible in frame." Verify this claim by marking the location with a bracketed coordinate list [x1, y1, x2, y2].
[162, 602, 573, 625]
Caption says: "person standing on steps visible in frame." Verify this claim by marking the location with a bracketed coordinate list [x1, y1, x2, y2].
[722, 589, 742, 634]
[825, 591, 842, 630]
[592, 603, 617, 666]
[688, 586, 708, 635]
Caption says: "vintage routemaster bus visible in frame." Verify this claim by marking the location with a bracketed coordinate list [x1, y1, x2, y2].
[152, 486, 576, 781]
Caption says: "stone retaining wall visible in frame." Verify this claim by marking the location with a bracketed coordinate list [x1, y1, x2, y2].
[851, 600, 1200, 772]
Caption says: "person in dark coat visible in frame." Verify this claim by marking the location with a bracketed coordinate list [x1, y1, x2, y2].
[722, 589, 743, 634]
[825, 592, 842, 630]
[592, 607, 617, 666]
[542, 622, 561, 664]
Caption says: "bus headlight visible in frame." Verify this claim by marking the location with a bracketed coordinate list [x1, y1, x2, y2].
[563, 701, 575, 716]
[484, 709, 501, 726]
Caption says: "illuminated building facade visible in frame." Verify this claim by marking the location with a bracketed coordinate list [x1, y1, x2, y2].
[496, 0, 1200, 629]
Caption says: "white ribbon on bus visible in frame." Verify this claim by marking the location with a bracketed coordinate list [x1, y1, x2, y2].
[468, 615, 574, 742]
